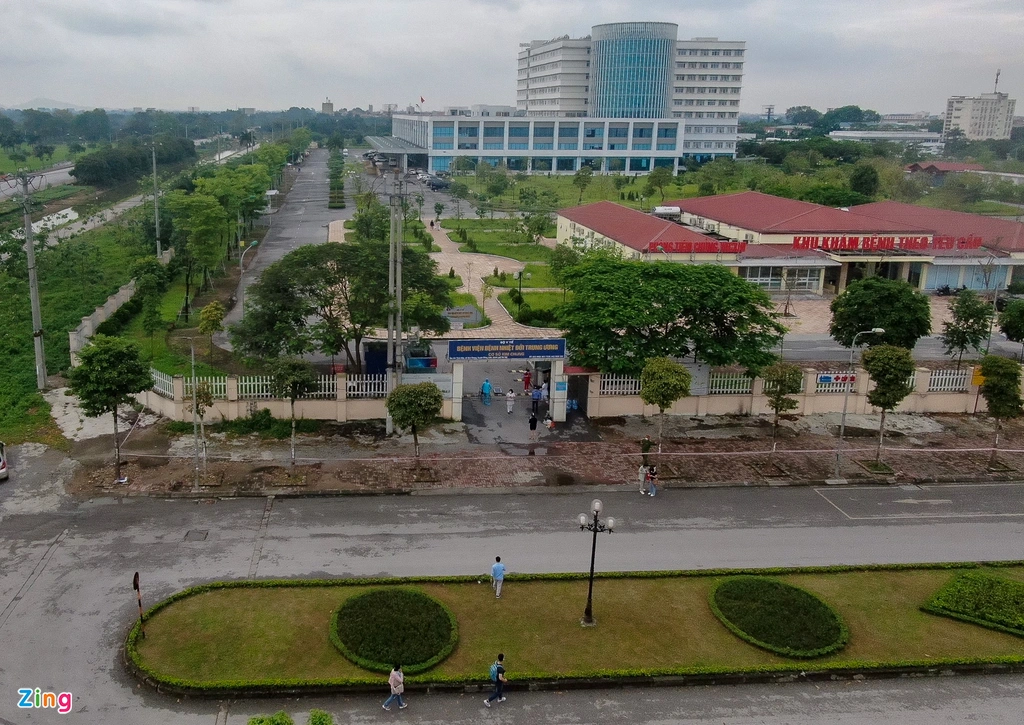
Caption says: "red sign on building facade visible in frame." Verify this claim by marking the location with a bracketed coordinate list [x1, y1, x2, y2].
[649, 240, 748, 254]
[792, 234, 984, 252]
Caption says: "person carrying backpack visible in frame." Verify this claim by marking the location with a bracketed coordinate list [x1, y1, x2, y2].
[484, 653, 507, 707]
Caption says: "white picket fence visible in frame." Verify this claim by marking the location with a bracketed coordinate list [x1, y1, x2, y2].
[306, 374, 339, 399]
[708, 372, 753, 395]
[183, 376, 228, 400]
[599, 374, 643, 396]
[346, 373, 388, 398]
[928, 368, 969, 392]
[151, 369, 174, 399]
[238, 375, 276, 399]
[815, 375, 854, 394]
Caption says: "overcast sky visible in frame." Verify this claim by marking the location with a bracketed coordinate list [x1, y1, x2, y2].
[3, 0, 1022, 115]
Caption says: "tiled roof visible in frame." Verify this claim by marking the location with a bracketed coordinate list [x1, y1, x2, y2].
[905, 162, 986, 173]
[853, 201, 1024, 253]
[663, 191, 928, 234]
[558, 201, 719, 252]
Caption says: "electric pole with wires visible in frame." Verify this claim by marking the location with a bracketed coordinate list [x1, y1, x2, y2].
[10, 171, 49, 390]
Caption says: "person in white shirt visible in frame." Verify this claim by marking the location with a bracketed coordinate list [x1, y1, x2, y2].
[382, 664, 407, 710]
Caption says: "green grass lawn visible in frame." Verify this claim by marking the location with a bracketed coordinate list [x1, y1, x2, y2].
[132, 565, 1024, 689]
[485, 263, 558, 288]
[441, 217, 557, 236]
[451, 173, 655, 211]
[498, 290, 566, 311]
[0, 144, 78, 174]
[447, 291, 490, 328]
[915, 196, 1024, 216]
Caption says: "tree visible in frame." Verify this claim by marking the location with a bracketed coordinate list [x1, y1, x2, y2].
[849, 164, 880, 197]
[978, 355, 1023, 467]
[571, 166, 594, 204]
[186, 381, 215, 469]
[829, 278, 930, 349]
[433, 202, 444, 220]
[861, 345, 916, 465]
[414, 192, 425, 220]
[640, 357, 692, 452]
[561, 258, 784, 376]
[386, 382, 444, 457]
[998, 299, 1024, 359]
[786, 106, 823, 125]
[941, 290, 993, 368]
[761, 362, 803, 459]
[140, 299, 163, 356]
[550, 243, 582, 301]
[198, 301, 226, 361]
[645, 166, 674, 201]
[66, 335, 153, 481]
[269, 357, 318, 467]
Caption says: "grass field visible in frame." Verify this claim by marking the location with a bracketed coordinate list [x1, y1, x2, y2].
[915, 196, 1023, 216]
[133, 566, 1024, 688]
[450, 172, 672, 212]
[0, 144, 78, 174]
[498, 290, 566, 311]
[485, 263, 558, 289]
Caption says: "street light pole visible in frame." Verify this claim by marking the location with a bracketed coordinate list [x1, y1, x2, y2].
[577, 499, 615, 627]
[186, 337, 201, 493]
[238, 240, 259, 318]
[834, 328, 884, 478]
[152, 143, 161, 258]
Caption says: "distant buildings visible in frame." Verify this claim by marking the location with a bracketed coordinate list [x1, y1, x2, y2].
[943, 92, 1015, 140]
[321, 98, 334, 115]
[828, 129, 943, 154]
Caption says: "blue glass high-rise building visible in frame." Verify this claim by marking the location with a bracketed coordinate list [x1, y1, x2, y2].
[590, 22, 677, 118]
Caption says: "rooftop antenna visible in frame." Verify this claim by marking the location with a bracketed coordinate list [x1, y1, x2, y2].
[762, 105, 775, 123]
[994, 69, 1001, 93]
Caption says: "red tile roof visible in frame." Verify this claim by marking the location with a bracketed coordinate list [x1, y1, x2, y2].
[905, 161, 986, 173]
[738, 244, 833, 261]
[663, 191, 928, 235]
[559, 201, 719, 252]
[853, 201, 1024, 252]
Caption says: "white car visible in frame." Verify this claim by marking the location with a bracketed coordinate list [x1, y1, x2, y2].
[0, 441, 7, 481]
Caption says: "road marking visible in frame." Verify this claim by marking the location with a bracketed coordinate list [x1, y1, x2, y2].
[248, 496, 275, 579]
[0, 528, 69, 631]
[893, 499, 953, 505]
[816, 485, 1024, 520]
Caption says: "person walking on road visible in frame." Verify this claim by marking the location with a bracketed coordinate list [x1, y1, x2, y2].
[382, 664, 407, 710]
[484, 653, 507, 707]
[481, 378, 493, 405]
[505, 388, 516, 414]
[531, 386, 542, 414]
[523, 370, 532, 392]
[529, 413, 538, 441]
[491, 556, 506, 598]
[638, 464, 648, 494]
[641, 435, 653, 467]
[647, 465, 658, 497]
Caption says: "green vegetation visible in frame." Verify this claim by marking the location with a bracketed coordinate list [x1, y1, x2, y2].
[166, 409, 323, 439]
[829, 277, 931, 349]
[72, 137, 196, 186]
[129, 563, 1024, 695]
[924, 571, 1024, 637]
[386, 383, 445, 457]
[497, 290, 566, 327]
[0, 184, 88, 228]
[640, 357, 692, 447]
[484, 263, 557, 288]
[0, 143, 79, 174]
[330, 588, 458, 673]
[327, 150, 346, 208]
[710, 577, 849, 658]
[447, 291, 490, 329]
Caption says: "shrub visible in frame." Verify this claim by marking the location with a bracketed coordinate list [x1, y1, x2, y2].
[448, 267, 456, 278]
[306, 710, 334, 725]
[331, 588, 458, 674]
[923, 571, 1024, 636]
[1008, 281, 1024, 295]
[710, 576, 848, 658]
[248, 713, 294, 725]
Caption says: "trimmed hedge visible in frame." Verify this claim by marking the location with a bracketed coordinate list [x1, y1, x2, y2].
[330, 588, 458, 674]
[710, 576, 849, 658]
[924, 571, 1024, 637]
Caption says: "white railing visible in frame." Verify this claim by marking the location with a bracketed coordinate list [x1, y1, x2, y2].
[347, 373, 388, 398]
[928, 369, 968, 392]
[708, 372, 753, 395]
[152, 369, 174, 399]
[306, 374, 338, 399]
[816, 374, 854, 394]
[599, 374, 642, 396]
[763, 376, 807, 394]
[238, 375, 276, 399]
[183, 376, 228, 399]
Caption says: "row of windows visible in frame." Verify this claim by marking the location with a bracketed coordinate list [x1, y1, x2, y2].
[738, 267, 821, 291]
[675, 74, 742, 81]
[682, 141, 735, 149]
[674, 87, 742, 94]
[674, 99, 741, 107]
[437, 124, 685, 138]
[682, 111, 738, 119]
[676, 61, 743, 69]
[685, 126, 738, 134]
[676, 48, 744, 56]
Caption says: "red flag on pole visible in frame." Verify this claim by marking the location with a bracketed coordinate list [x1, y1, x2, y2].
[420, 96, 425, 103]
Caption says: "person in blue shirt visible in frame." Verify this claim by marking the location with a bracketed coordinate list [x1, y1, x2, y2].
[481, 378, 493, 404]
[531, 386, 542, 414]
[491, 556, 506, 598]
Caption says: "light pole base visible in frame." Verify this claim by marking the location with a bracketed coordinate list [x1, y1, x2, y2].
[579, 617, 597, 628]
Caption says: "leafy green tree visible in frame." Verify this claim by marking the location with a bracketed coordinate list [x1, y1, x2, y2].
[198, 301, 226, 361]
[433, 202, 444, 220]
[979, 354, 1023, 467]
[940, 290, 993, 368]
[761, 362, 803, 458]
[414, 192, 425, 219]
[247, 711, 294, 725]
[450, 181, 470, 200]
[998, 299, 1024, 358]
[640, 357, 692, 451]
[166, 190, 228, 319]
[786, 106, 823, 125]
[571, 166, 594, 204]
[386, 382, 444, 457]
[269, 357, 318, 466]
[67, 335, 153, 481]
[140, 299, 163, 356]
[861, 344, 916, 465]
[849, 163, 880, 197]
[829, 278, 930, 349]
[550, 244, 582, 301]
[561, 258, 784, 376]
[645, 166, 674, 201]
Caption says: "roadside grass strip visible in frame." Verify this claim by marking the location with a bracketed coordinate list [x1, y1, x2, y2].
[923, 571, 1024, 637]
[128, 564, 1024, 695]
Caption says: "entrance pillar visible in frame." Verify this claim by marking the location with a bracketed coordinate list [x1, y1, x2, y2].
[900, 262, 911, 282]
[551, 359, 567, 423]
[451, 362, 464, 422]
[837, 263, 849, 292]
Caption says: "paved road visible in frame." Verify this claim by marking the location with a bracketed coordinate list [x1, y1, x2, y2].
[0, 164, 75, 201]
[3, 442, 1024, 723]
[780, 333, 1023, 363]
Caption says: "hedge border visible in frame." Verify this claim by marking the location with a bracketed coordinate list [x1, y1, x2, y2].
[708, 576, 850, 659]
[922, 570, 1024, 639]
[328, 587, 459, 675]
[125, 559, 1024, 698]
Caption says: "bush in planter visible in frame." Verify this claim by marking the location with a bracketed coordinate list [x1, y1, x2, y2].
[710, 576, 848, 658]
[247, 713, 293, 725]
[331, 588, 458, 674]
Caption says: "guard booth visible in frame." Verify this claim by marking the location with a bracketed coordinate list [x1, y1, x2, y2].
[447, 338, 568, 422]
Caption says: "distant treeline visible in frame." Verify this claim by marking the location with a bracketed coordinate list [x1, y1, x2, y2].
[70, 137, 197, 186]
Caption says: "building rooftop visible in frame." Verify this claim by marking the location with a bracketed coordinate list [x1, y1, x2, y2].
[853, 201, 1024, 253]
[559, 201, 721, 252]
[905, 161, 986, 173]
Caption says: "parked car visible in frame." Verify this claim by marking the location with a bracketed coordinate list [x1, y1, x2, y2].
[427, 176, 450, 191]
[0, 441, 7, 481]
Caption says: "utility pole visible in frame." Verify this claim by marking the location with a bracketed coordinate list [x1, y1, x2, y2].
[152, 143, 161, 257]
[20, 172, 47, 390]
[385, 170, 404, 435]
[763, 105, 775, 124]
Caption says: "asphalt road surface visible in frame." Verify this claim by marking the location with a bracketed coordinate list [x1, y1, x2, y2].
[0, 164, 75, 200]
[3, 443, 1024, 723]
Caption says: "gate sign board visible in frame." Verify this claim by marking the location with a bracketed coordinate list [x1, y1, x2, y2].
[443, 304, 483, 325]
[448, 338, 566, 360]
[817, 372, 856, 385]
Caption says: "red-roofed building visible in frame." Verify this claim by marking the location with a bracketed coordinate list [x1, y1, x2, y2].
[905, 161, 986, 174]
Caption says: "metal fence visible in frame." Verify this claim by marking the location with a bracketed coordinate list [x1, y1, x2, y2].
[151, 369, 174, 399]
[928, 368, 969, 393]
[708, 372, 753, 395]
[599, 374, 643, 396]
[346, 374, 388, 398]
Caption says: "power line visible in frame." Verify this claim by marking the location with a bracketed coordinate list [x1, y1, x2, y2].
[15, 171, 48, 390]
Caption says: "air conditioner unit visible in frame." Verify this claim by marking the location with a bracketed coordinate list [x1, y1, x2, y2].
[743, 233, 754, 241]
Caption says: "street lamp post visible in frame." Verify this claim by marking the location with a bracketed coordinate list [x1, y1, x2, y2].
[515, 270, 531, 313]
[238, 240, 259, 318]
[183, 337, 201, 493]
[834, 328, 885, 478]
[577, 499, 615, 627]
